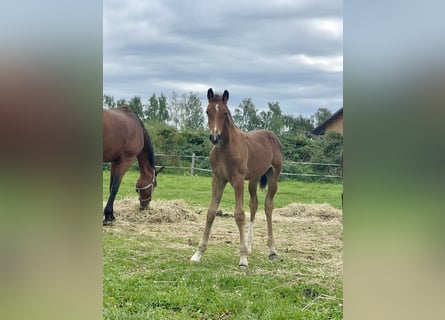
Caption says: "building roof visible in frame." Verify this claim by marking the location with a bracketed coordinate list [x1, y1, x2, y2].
[311, 107, 343, 136]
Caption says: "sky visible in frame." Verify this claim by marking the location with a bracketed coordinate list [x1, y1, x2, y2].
[103, 0, 343, 117]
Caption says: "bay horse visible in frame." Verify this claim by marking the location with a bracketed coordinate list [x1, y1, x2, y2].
[103, 107, 164, 226]
[191, 88, 283, 268]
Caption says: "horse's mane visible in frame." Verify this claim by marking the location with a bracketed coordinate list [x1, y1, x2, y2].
[141, 122, 155, 167]
[119, 106, 155, 167]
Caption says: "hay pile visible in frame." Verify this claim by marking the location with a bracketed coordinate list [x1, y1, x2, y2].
[274, 203, 342, 221]
[148, 199, 198, 223]
[111, 197, 198, 224]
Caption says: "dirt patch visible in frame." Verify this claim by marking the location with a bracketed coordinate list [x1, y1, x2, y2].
[274, 203, 342, 221]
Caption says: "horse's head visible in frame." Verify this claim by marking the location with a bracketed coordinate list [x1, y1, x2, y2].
[206, 88, 229, 145]
[135, 166, 165, 210]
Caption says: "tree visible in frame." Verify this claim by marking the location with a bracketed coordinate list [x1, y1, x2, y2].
[233, 98, 261, 131]
[145, 93, 169, 123]
[128, 96, 144, 120]
[116, 98, 127, 107]
[183, 92, 204, 130]
[268, 102, 283, 134]
[310, 131, 343, 175]
[259, 109, 272, 130]
[168, 91, 182, 130]
[145, 93, 159, 121]
[168, 91, 204, 130]
[103, 94, 116, 109]
[313, 108, 332, 127]
[259, 102, 284, 134]
[157, 93, 169, 123]
[283, 114, 314, 135]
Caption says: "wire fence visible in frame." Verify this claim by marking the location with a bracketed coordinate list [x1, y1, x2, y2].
[103, 153, 343, 182]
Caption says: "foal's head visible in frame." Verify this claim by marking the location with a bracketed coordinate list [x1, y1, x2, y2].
[206, 88, 230, 145]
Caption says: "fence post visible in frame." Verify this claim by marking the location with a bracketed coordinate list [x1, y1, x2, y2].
[190, 153, 196, 176]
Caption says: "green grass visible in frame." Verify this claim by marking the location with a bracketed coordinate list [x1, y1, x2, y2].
[103, 170, 343, 210]
[103, 170, 343, 319]
[103, 232, 342, 320]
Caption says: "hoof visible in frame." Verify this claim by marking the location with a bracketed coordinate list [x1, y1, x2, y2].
[269, 253, 279, 261]
[103, 219, 115, 226]
[239, 264, 248, 269]
[190, 251, 202, 262]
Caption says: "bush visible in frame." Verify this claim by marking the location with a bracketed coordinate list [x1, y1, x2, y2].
[141, 121, 343, 181]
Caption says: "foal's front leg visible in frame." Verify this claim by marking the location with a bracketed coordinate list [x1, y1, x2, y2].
[232, 179, 248, 268]
[191, 178, 226, 262]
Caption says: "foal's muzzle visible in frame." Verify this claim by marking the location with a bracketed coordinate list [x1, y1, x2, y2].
[209, 134, 221, 145]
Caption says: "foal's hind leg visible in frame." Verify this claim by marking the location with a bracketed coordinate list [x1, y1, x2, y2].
[265, 172, 279, 260]
[191, 177, 226, 262]
[247, 179, 259, 254]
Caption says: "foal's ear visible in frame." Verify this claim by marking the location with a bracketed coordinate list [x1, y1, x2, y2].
[155, 166, 165, 176]
[207, 88, 214, 100]
[222, 90, 229, 102]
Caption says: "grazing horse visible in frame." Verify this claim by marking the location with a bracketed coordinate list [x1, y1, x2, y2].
[191, 88, 283, 268]
[103, 107, 164, 226]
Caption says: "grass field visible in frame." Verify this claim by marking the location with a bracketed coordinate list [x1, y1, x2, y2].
[103, 170, 343, 210]
[103, 170, 343, 319]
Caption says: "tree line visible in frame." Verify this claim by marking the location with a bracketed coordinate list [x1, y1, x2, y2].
[103, 92, 333, 134]
[103, 92, 343, 179]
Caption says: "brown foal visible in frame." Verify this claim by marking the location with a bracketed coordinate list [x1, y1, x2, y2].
[191, 88, 282, 267]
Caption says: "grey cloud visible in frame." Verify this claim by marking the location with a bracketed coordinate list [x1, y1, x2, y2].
[104, 0, 342, 116]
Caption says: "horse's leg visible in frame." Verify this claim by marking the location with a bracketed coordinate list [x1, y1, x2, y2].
[104, 162, 118, 225]
[265, 171, 279, 260]
[232, 178, 249, 268]
[191, 177, 226, 262]
[109, 162, 117, 194]
[247, 179, 259, 254]
[103, 159, 132, 226]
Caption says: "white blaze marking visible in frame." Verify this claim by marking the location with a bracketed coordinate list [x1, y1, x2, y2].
[215, 104, 219, 112]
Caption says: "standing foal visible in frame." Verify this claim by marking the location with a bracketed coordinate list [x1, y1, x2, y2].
[191, 88, 282, 268]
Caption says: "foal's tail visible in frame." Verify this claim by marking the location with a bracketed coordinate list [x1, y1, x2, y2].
[259, 174, 268, 190]
[259, 167, 273, 190]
